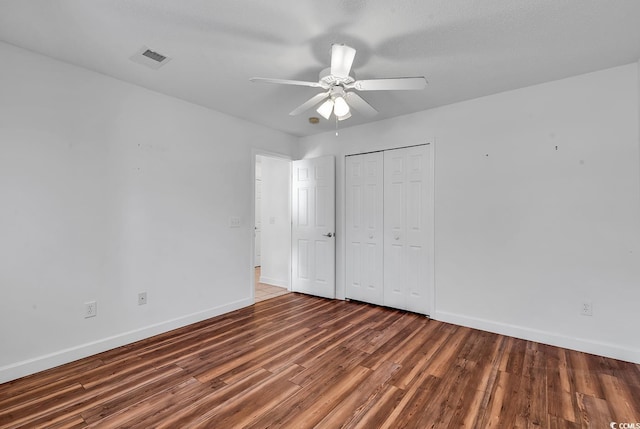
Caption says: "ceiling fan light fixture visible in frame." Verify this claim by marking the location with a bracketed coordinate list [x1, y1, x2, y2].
[333, 96, 350, 117]
[251, 43, 425, 123]
[317, 99, 334, 120]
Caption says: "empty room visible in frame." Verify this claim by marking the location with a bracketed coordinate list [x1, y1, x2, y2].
[1, 1, 640, 428]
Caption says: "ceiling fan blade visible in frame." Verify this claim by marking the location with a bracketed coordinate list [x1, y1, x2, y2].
[330, 44, 356, 78]
[345, 92, 378, 117]
[250, 77, 323, 88]
[351, 77, 427, 91]
[289, 92, 330, 116]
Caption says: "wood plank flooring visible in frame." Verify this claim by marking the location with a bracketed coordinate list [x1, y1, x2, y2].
[1, 293, 639, 428]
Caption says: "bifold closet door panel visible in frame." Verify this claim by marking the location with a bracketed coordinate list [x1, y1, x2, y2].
[345, 152, 384, 305]
[383, 145, 430, 314]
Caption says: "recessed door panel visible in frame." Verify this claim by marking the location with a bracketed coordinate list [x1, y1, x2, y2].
[297, 188, 309, 227]
[407, 181, 422, 231]
[314, 240, 328, 283]
[350, 242, 361, 287]
[365, 243, 377, 289]
[297, 239, 309, 280]
[387, 181, 404, 251]
[351, 184, 362, 229]
[316, 185, 330, 227]
[365, 184, 377, 229]
[298, 167, 309, 182]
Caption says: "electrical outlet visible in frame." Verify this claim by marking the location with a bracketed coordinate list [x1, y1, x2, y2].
[229, 217, 241, 228]
[84, 301, 97, 318]
[581, 301, 593, 316]
[138, 292, 147, 306]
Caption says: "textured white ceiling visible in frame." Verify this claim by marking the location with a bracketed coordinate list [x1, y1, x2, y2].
[1, 0, 640, 137]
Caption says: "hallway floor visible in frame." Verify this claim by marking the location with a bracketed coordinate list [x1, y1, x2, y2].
[255, 267, 289, 302]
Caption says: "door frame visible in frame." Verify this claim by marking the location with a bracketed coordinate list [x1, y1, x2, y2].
[250, 149, 292, 304]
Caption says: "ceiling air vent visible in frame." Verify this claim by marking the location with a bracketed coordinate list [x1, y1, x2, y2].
[130, 46, 172, 70]
[142, 49, 166, 63]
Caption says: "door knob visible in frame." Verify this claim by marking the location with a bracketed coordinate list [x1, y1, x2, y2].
[323, 232, 334, 238]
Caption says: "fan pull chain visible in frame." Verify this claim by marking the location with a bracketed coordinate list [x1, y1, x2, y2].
[335, 115, 339, 137]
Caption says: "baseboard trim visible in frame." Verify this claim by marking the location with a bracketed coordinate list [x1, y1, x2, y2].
[433, 310, 640, 364]
[0, 298, 253, 384]
[258, 276, 289, 289]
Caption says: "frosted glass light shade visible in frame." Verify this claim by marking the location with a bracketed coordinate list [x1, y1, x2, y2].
[333, 96, 350, 117]
[316, 99, 334, 120]
[337, 111, 352, 121]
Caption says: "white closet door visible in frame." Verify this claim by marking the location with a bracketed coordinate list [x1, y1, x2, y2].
[345, 152, 384, 305]
[383, 145, 431, 314]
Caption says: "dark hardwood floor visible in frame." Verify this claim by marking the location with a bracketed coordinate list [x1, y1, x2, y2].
[1, 293, 639, 428]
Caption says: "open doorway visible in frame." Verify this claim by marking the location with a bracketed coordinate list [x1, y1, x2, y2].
[254, 154, 291, 302]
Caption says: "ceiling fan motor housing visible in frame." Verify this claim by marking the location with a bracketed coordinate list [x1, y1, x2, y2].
[319, 67, 355, 88]
[329, 86, 346, 99]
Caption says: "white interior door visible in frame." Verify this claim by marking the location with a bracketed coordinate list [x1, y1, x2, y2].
[345, 152, 384, 305]
[384, 145, 431, 314]
[291, 156, 336, 298]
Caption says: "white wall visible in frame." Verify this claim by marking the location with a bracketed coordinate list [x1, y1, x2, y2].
[0, 42, 296, 383]
[299, 63, 640, 363]
[257, 155, 291, 288]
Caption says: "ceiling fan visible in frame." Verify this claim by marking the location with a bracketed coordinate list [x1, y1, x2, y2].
[250, 44, 427, 121]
